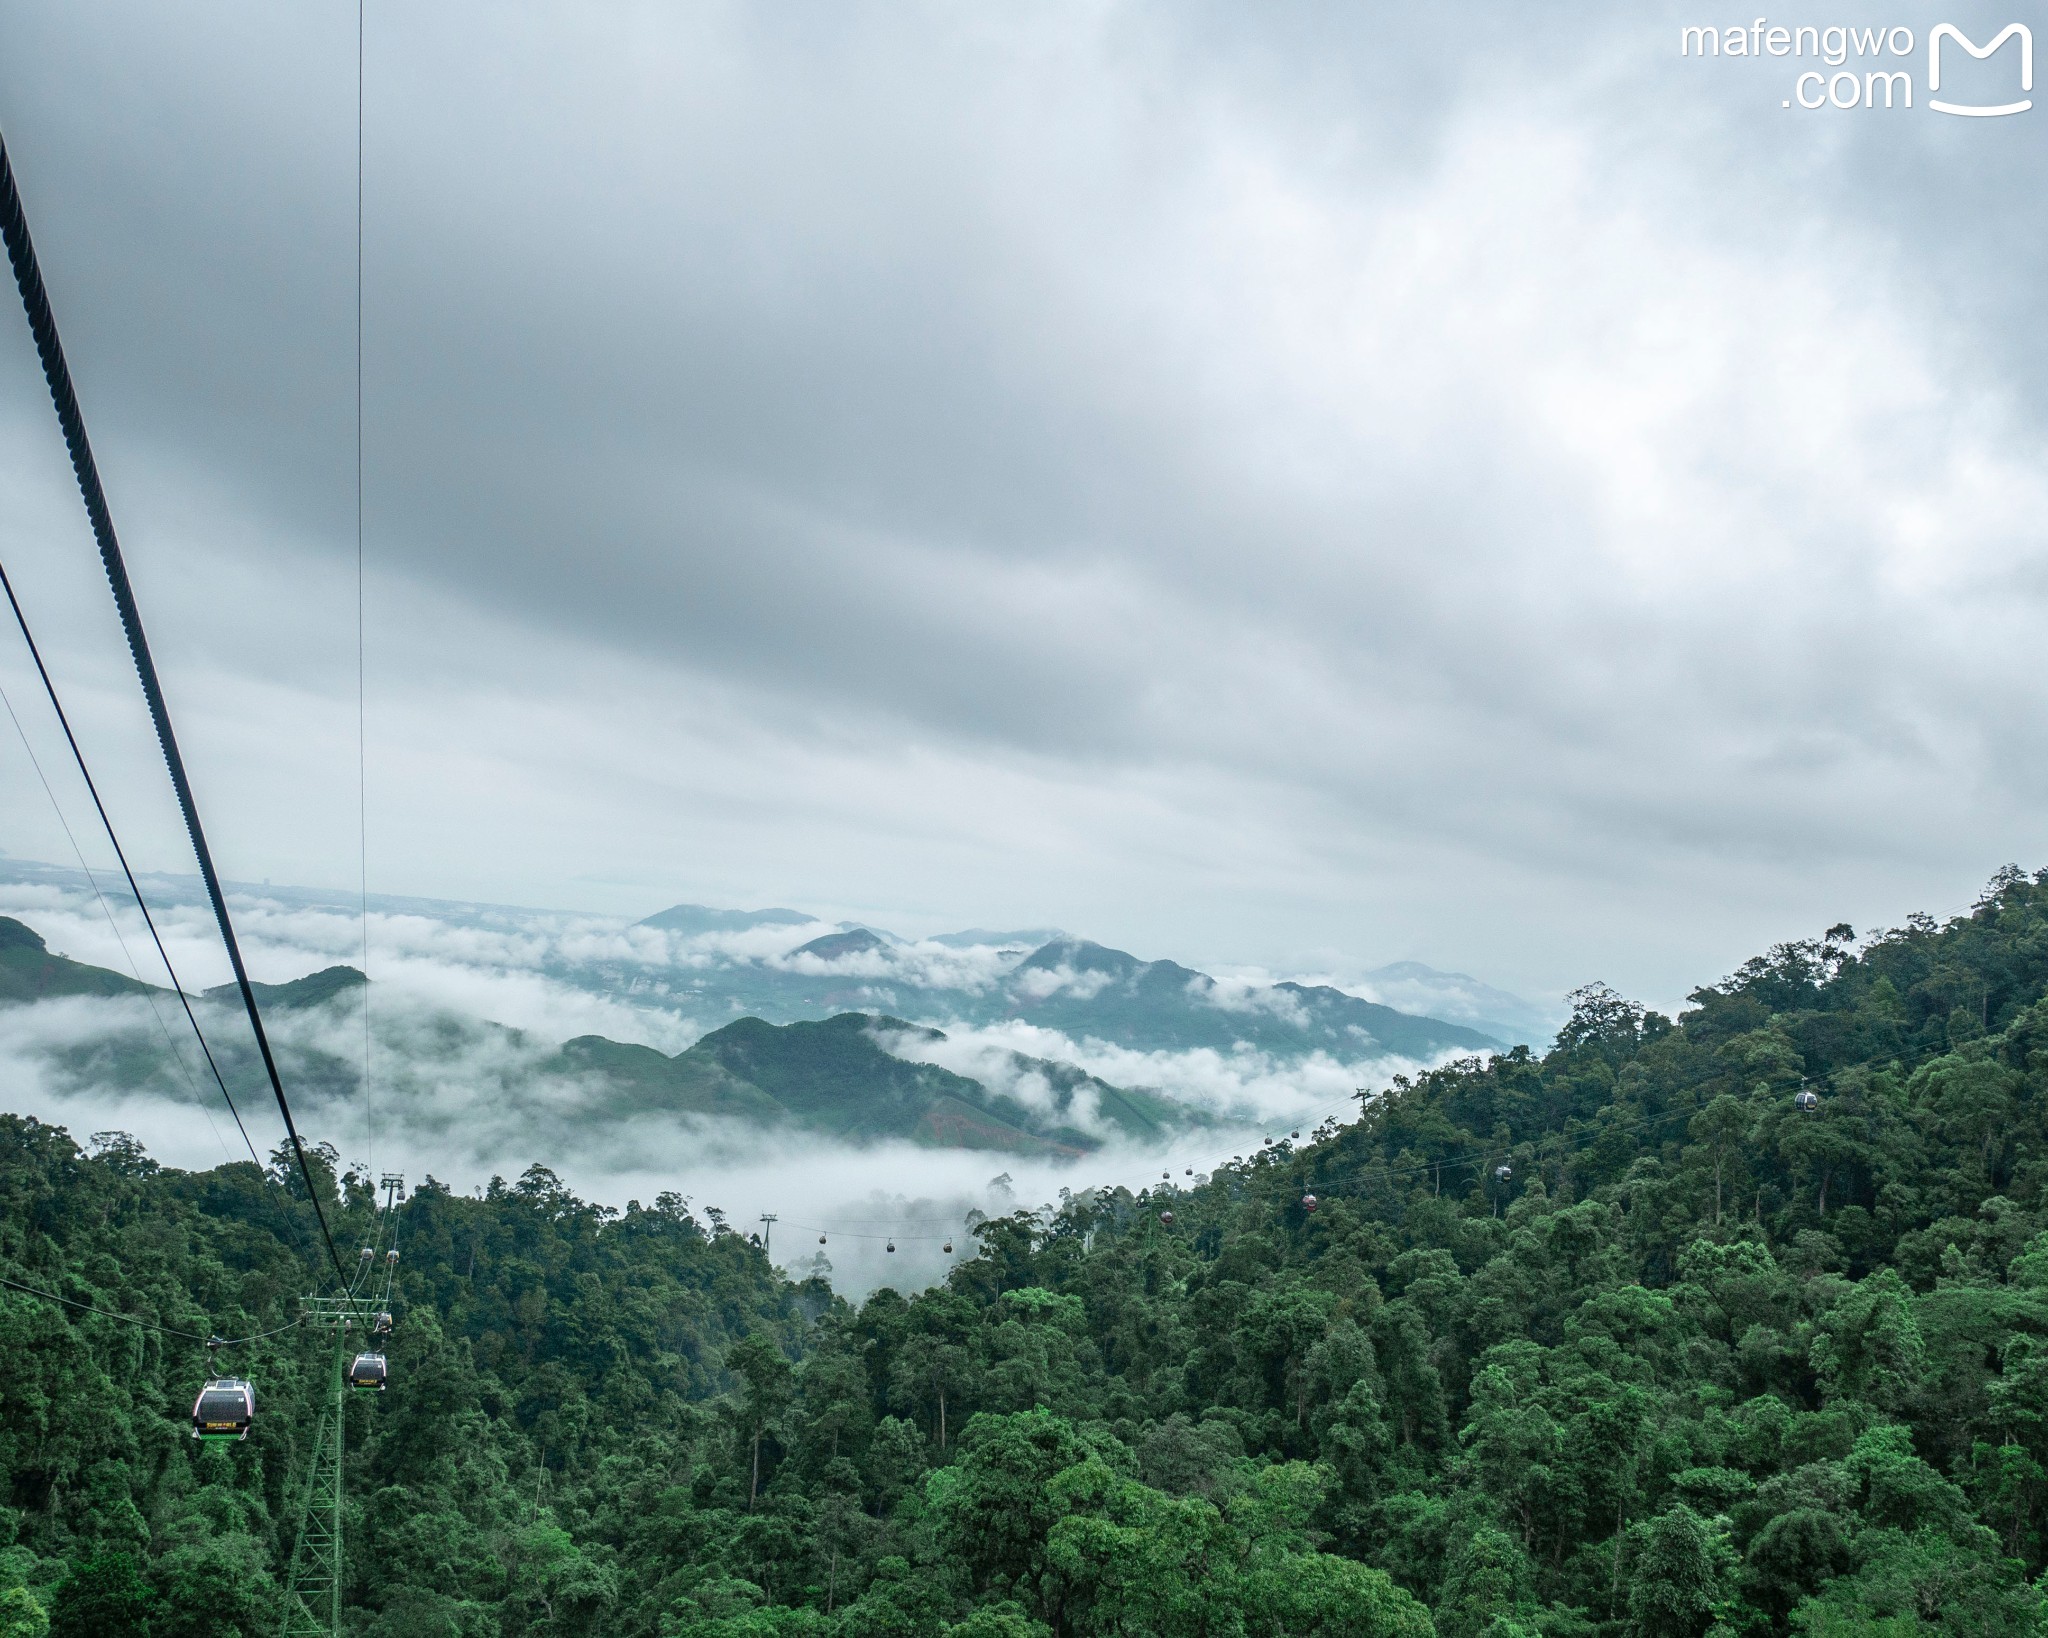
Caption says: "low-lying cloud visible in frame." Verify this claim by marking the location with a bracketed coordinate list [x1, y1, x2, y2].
[0, 874, 1480, 1295]
[877, 1014, 1441, 1132]
[0, 999, 1285, 1298]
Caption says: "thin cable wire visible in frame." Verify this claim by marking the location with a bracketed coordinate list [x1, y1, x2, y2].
[371, 1178, 402, 1314]
[0, 126, 349, 1288]
[0, 559, 263, 1171]
[355, 0, 373, 1185]
[0, 1273, 302, 1346]
[0, 609, 346, 1286]
[782, 1090, 1724, 1246]
[0, 674, 233, 1164]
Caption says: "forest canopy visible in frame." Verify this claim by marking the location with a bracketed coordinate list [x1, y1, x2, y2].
[10, 868, 2048, 1635]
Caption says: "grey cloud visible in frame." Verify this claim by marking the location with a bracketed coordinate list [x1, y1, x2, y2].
[0, 2, 2042, 1010]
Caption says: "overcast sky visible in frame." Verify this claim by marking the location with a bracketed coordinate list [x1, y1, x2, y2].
[0, 1, 2042, 1013]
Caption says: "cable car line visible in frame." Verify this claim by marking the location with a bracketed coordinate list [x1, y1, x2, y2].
[0, 595, 348, 1282]
[776, 1094, 1373, 1248]
[0, 1273, 304, 1347]
[0, 128, 350, 1289]
[775, 1085, 1732, 1250]
[3, 36, 399, 1585]
[1109, 1072, 1742, 1207]
[0, 672, 234, 1167]
[785, 1221, 954, 1246]
[353, 0, 375, 1192]
[0, 560, 265, 1173]
[1320, 1099, 1720, 1192]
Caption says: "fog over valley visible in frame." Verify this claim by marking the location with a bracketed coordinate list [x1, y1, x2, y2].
[0, 857, 1538, 1291]
[3, 8, 2047, 1631]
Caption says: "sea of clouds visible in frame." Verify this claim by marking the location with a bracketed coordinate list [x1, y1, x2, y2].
[0, 872, 1470, 1293]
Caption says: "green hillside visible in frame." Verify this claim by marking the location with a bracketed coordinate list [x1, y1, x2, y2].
[548, 1033, 792, 1123]
[204, 965, 367, 1010]
[541, 1013, 1183, 1155]
[0, 915, 158, 1003]
[687, 1013, 1086, 1156]
[11, 868, 2048, 1633]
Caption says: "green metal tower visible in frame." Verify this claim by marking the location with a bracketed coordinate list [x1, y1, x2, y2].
[278, 1179, 404, 1638]
[278, 1333, 347, 1638]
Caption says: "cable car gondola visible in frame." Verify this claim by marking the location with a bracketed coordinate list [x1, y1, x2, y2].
[885, 1240, 896, 1253]
[1301, 1193, 1318, 1212]
[1795, 1090, 1820, 1113]
[191, 1376, 255, 1441]
[1495, 1163, 1513, 1182]
[1159, 1210, 1174, 1226]
[347, 1352, 388, 1393]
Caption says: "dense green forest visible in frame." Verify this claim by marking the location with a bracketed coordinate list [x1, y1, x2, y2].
[12, 868, 2048, 1635]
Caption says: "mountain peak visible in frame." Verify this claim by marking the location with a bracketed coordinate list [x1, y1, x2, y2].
[639, 904, 816, 935]
[0, 916, 48, 953]
[205, 966, 367, 1010]
[0, 916, 159, 1003]
[928, 926, 1067, 950]
[790, 928, 891, 961]
[1017, 937, 1143, 976]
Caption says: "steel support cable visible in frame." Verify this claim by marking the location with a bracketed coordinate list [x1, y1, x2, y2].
[0, 670, 234, 1167]
[785, 1097, 1715, 1246]
[0, 129, 349, 1288]
[1308, 1098, 1706, 1189]
[0, 630, 331, 1273]
[0, 559, 264, 1171]
[0, 611, 335, 1280]
[354, 0, 374, 1189]
[343, 1194, 393, 1303]
[1086, 1078, 1707, 1203]
[377, 1187, 402, 1305]
[0, 1273, 302, 1347]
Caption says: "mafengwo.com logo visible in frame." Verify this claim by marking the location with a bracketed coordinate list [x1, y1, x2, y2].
[1680, 20, 2031, 112]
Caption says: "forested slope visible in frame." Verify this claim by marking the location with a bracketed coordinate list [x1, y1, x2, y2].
[12, 869, 2048, 1635]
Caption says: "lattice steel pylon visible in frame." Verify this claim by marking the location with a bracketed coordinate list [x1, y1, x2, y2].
[278, 1315, 353, 1637]
[278, 1182, 403, 1636]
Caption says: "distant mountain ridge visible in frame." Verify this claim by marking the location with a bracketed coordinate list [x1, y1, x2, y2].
[205, 966, 368, 1011]
[0, 915, 1204, 1158]
[0, 858, 1541, 1069]
[613, 909, 1508, 1060]
[790, 929, 892, 961]
[639, 904, 815, 935]
[559, 1012, 1196, 1156]
[0, 917, 155, 1003]
[1354, 960, 1557, 1048]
